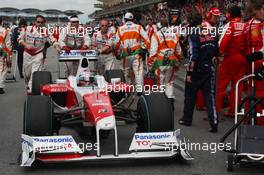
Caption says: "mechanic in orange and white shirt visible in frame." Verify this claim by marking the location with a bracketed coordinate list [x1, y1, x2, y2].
[148, 13, 182, 110]
[106, 12, 150, 86]
[92, 19, 116, 75]
[0, 17, 12, 94]
[18, 15, 59, 93]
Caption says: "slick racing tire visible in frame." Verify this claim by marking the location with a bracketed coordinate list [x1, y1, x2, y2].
[104, 69, 126, 105]
[32, 71, 52, 95]
[23, 95, 53, 136]
[137, 92, 174, 132]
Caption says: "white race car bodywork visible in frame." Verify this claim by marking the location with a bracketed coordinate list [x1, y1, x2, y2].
[21, 50, 193, 167]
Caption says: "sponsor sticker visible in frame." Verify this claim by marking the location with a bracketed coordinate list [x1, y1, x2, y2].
[129, 131, 179, 151]
[23, 135, 82, 153]
[59, 50, 96, 58]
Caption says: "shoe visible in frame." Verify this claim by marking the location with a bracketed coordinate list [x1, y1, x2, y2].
[0, 88, 5, 94]
[178, 119, 192, 126]
[209, 127, 218, 133]
[20, 75, 24, 79]
[203, 117, 208, 121]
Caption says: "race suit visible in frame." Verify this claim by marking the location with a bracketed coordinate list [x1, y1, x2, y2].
[149, 27, 182, 99]
[181, 32, 219, 128]
[92, 30, 115, 75]
[59, 25, 91, 76]
[217, 17, 246, 116]
[18, 25, 57, 92]
[0, 26, 12, 89]
[195, 21, 216, 110]
[114, 21, 150, 86]
[145, 24, 157, 41]
[243, 18, 264, 125]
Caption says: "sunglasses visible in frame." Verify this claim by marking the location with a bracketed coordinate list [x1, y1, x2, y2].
[101, 25, 108, 27]
[71, 21, 79, 23]
[36, 21, 44, 24]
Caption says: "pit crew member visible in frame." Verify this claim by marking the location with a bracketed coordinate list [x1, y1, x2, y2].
[18, 15, 59, 92]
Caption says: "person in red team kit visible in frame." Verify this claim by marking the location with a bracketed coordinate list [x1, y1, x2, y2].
[243, 0, 264, 125]
[217, 5, 246, 118]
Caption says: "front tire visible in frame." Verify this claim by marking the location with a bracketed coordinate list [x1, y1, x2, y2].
[32, 71, 52, 95]
[137, 92, 174, 132]
[23, 95, 53, 136]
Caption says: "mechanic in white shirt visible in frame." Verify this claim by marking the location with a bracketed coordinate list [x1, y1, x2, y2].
[91, 19, 116, 75]
[59, 15, 91, 76]
[18, 15, 59, 93]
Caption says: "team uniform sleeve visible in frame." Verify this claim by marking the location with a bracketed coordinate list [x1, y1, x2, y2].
[218, 22, 232, 55]
[91, 32, 97, 47]
[17, 27, 26, 45]
[113, 28, 121, 52]
[260, 27, 264, 55]
[188, 34, 199, 63]
[149, 33, 159, 63]
[4, 29, 12, 55]
[58, 27, 67, 48]
[46, 28, 58, 46]
[139, 26, 150, 49]
[175, 34, 182, 60]
[84, 32, 91, 47]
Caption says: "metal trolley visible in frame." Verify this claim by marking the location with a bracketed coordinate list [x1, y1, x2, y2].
[220, 61, 264, 171]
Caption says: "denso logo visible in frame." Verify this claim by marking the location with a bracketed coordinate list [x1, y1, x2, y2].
[92, 103, 109, 106]
[135, 134, 171, 140]
[33, 137, 73, 143]
[50, 87, 68, 92]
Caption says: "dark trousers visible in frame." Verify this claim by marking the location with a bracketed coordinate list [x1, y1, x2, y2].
[16, 48, 24, 77]
[182, 69, 218, 128]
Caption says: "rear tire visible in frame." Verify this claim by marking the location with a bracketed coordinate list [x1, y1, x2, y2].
[104, 69, 126, 104]
[23, 95, 53, 136]
[32, 71, 52, 95]
[137, 92, 174, 132]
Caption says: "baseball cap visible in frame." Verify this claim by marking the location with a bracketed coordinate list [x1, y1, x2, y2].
[124, 12, 134, 20]
[70, 16, 79, 22]
[210, 7, 221, 16]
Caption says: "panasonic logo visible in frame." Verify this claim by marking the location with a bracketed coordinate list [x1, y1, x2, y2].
[21, 138, 33, 147]
[33, 137, 73, 143]
[135, 134, 171, 140]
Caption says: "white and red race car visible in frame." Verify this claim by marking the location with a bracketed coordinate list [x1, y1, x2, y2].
[20, 50, 193, 166]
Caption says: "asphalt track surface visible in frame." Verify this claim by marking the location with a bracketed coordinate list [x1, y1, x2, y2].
[0, 48, 263, 175]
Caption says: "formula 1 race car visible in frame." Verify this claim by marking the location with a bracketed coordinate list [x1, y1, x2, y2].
[20, 50, 193, 166]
